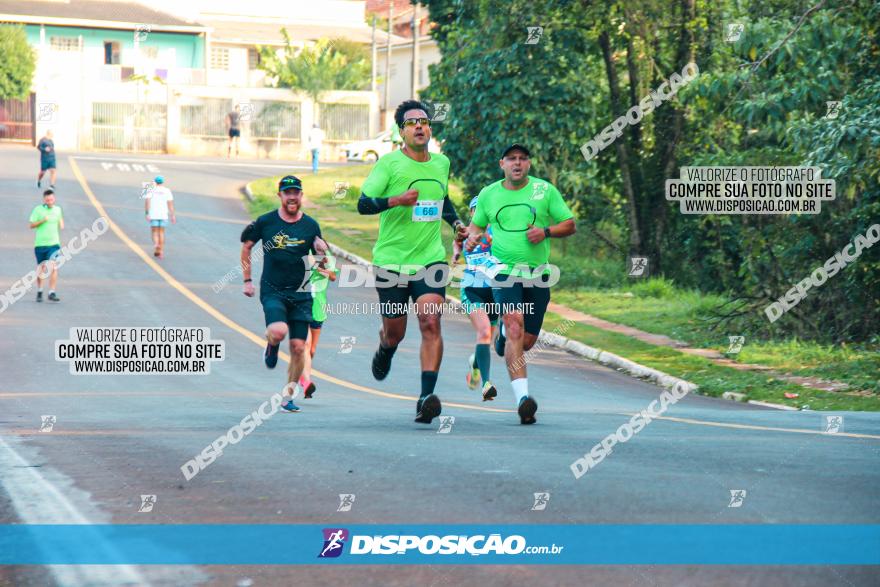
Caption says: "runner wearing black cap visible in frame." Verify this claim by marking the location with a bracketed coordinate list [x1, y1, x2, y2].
[465, 144, 576, 424]
[241, 175, 328, 412]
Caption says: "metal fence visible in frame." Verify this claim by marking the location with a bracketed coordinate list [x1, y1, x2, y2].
[0, 95, 35, 143]
[92, 102, 166, 152]
[251, 101, 301, 140]
[180, 99, 228, 138]
[319, 103, 370, 141]
[181, 99, 302, 141]
[85, 98, 368, 153]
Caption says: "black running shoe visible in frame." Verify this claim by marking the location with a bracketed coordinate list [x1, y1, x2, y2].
[371, 347, 393, 380]
[481, 381, 497, 402]
[263, 342, 280, 369]
[304, 382, 316, 399]
[494, 327, 506, 357]
[47, 292, 60, 302]
[415, 394, 442, 424]
[518, 396, 538, 425]
[36, 291, 43, 303]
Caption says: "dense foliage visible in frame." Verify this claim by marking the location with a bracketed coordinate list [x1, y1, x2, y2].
[421, 0, 879, 342]
[0, 25, 36, 100]
[258, 32, 372, 101]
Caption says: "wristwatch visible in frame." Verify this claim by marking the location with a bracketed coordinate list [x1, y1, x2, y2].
[244, 278, 252, 283]
[543, 227, 551, 239]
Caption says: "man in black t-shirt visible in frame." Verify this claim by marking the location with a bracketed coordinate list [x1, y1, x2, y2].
[37, 130, 57, 189]
[241, 175, 328, 412]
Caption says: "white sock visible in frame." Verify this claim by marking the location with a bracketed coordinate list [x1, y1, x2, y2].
[37, 288, 43, 293]
[511, 378, 528, 404]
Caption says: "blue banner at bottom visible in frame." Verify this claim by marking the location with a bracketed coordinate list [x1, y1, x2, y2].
[1, 525, 878, 565]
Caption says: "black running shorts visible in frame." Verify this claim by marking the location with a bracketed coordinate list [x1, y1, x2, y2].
[261, 293, 311, 341]
[491, 272, 552, 336]
[374, 262, 447, 318]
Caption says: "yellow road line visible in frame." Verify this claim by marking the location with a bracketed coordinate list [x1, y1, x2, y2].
[69, 157, 510, 414]
[622, 413, 880, 440]
[68, 157, 880, 434]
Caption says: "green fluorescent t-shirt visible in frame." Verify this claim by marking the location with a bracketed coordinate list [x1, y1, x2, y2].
[473, 177, 573, 275]
[310, 254, 337, 322]
[361, 149, 450, 273]
[29, 204, 63, 247]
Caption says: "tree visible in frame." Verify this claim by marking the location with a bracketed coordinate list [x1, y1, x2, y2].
[258, 31, 371, 102]
[0, 25, 36, 100]
[421, 0, 611, 230]
[421, 0, 879, 341]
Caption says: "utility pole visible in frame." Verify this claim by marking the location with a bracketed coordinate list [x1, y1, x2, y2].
[411, 2, 420, 99]
[371, 16, 377, 93]
[383, 2, 393, 123]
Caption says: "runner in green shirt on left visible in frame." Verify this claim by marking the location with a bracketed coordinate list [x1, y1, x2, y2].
[28, 189, 65, 302]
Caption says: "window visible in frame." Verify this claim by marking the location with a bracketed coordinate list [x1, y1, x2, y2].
[50, 36, 81, 51]
[248, 48, 261, 70]
[104, 41, 120, 65]
[211, 47, 230, 70]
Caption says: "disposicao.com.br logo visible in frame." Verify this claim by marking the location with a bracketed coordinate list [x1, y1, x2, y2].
[318, 528, 563, 558]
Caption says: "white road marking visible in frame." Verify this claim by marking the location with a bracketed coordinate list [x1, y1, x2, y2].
[0, 435, 149, 586]
[100, 161, 161, 173]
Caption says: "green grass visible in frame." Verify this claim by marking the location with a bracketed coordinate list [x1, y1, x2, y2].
[552, 281, 880, 396]
[247, 165, 880, 410]
[542, 312, 880, 411]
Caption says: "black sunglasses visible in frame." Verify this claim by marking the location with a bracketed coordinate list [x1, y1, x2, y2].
[402, 117, 431, 128]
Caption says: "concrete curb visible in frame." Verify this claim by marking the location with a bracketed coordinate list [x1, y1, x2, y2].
[241, 182, 795, 410]
[747, 399, 799, 411]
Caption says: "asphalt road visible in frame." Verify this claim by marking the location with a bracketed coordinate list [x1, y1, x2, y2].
[0, 144, 878, 586]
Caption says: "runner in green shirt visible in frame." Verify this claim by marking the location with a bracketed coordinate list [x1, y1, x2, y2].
[299, 253, 338, 399]
[28, 189, 65, 302]
[466, 144, 576, 424]
[357, 99, 467, 424]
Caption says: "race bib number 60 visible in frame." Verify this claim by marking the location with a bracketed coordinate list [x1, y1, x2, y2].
[412, 200, 442, 222]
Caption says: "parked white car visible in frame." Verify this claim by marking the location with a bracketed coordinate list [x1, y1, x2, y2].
[341, 130, 441, 163]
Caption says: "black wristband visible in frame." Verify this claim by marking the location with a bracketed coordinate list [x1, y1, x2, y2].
[244, 278, 253, 283]
[544, 227, 552, 239]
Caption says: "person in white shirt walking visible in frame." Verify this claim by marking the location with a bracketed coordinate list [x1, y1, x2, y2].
[144, 175, 176, 259]
[307, 123, 325, 174]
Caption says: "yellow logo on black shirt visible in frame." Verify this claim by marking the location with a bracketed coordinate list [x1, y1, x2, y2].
[271, 234, 305, 249]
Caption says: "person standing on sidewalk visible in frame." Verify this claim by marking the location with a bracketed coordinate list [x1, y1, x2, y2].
[307, 123, 325, 174]
[226, 106, 241, 158]
[29, 189, 64, 302]
[144, 175, 175, 259]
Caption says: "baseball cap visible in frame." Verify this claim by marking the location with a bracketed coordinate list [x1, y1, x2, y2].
[501, 144, 530, 158]
[278, 175, 303, 192]
[154, 175, 164, 184]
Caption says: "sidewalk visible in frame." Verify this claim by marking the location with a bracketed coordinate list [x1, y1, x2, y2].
[547, 303, 850, 393]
